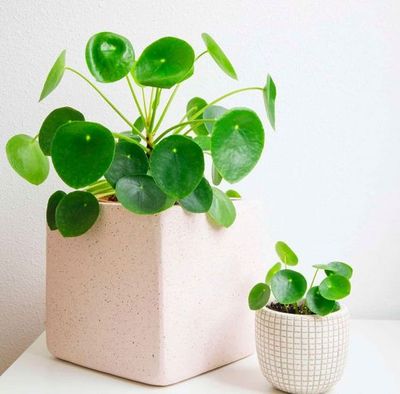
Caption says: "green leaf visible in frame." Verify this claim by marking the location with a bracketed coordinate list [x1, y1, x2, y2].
[319, 274, 351, 301]
[201, 33, 237, 80]
[265, 262, 281, 285]
[211, 108, 264, 183]
[55, 191, 99, 237]
[275, 241, 298, 266]
[186, 97, 208, 135]
[271, 269, 307, 304]
[204, 105, 227, 133]
[211, 163, 222, 185]
[225, 189, 241, 199]
[6, 134, 49, 185]
[51, 121, 115, 188]
[194, 135, 211, 151]
[85, 32, 135, 83]
[46, 190, 66, 230]
[332, 302, 341, 312]
[150, 135, 204, 199]
[325, 262, 353, 279]
[306, 286, 336, 316]
[116, 175, 174, 215]
[207, 187, 236, 227]
[39, 107, 84, 155]
[263, 74, 276, 130]
[39, 50, 66, 101]
[248, 283, 270, 310]
[134, 37, 195, 88]
[133, 116, 145, 132]
[104, 140, 148, 187]
[179, 177, 213, 213]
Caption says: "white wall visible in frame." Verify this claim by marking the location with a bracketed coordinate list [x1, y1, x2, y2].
[1, 0, 399, 374]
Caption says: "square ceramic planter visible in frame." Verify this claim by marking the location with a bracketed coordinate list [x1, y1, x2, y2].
[256, 306, 350, 394]
[46, 201, 264, 385]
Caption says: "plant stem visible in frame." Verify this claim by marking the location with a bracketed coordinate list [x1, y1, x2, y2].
[154, 119, 215, 143]
[195, 50, 208, 61]
[309, 269, 319, 289]
[95, 190, 116, 199]
[112, 132, 148, 151]
[141, 87, 148, 120]
[149, 88, 162, 132]
[125, 76, 147, 132]
[152, 85, 180, 134]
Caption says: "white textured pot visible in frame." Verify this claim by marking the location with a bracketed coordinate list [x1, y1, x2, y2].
[46, 201, 264, 386]
[256, 306, 349, 394]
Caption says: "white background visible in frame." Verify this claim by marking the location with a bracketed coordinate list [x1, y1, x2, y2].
[1, 0, 399, 374]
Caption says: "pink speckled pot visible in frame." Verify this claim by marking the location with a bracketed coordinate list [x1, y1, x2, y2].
[46, 201, 264, 386]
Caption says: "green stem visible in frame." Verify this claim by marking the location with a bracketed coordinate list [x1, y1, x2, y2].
[154, 119, 215, 143]
[112, 132, 148, 151]
[125, 76, 147, 134]
[95, 190, 116, 199]
[195, 50, 208, 61]
[309, 269, 319, 289]
[152, 85, 180, 134]
[149, 88, 162, 132]
[141, 87, 148, 120]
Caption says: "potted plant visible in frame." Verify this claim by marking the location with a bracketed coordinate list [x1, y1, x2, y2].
[6, 32, 276, 385]
[249, 241, 353, 394]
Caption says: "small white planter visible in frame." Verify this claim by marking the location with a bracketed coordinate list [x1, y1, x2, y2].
[256, 306, 349, 394]
[46, 201, 263, 386]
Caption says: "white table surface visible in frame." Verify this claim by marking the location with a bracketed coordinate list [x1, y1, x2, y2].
[1, 320, 399, 394]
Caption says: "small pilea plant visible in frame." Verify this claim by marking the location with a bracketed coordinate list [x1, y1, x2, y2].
[248, 242, 353, 316]
[5, 32, 276, 237]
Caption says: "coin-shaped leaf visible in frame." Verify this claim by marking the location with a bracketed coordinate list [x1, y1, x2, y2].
[105, 140, 148, 187]
[212, 163, 222, 185]
[85, 32, 135, 83]
[39, 50, 66, 101]
[187, 97, 208, 135]
[46, 190, 66, 230]
[6, 134, 49, 185]
[319, 274, 351, 300]
[306, 286, 336, 316]
[150, 135, 204, 199]
[55, 191, 99, 237]
[194, 135, 211, 151]
[325, 262, 353, 279]
[248, 283, 270, 310]
[225, 189, 241, 199]
[265, 262, 281, 285]
[39, 107, 84, 155]
[263, 74, 276, 130]
[211, 108, 264, 183]
[207, 187, 236, 227]
[134, 37, 195, 88]
[275, 241, 298, 266]
[179, 177, 213, 213]
[201, 33, 237, 80]
[51, 121, 115, 188]
[204, 105, 227, 133]
[271, 269, 307, 304]
[116, 175, 174, 214]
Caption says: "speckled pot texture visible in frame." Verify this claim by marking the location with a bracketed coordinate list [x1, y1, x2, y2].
[256, 306, 349, 394]
[46, 201, 264, 386]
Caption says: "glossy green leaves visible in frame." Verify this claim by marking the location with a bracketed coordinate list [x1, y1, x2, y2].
[263, 75, 276, 130]
[6, 134, 49, 185]
[116, 175, 173, 215]
[150, 135, 204, 199]
[319, 274, 351, 300]
[86, 32, 135, 83]
[207, 187, 236, 227]
[39, 50, 66, 101]
[46, 190, 66, 230]
[105, 140, 148, 187]
[187, 97, 208, 135]
[271, 269, 307, 304]
[39, 107, 84, 155]
[51, 121, 115, 188]
[275, 241, 298, 266]
[211, 108, 264, 183]
[306, 287, 336, 316]
[248, 283, 270, 310]
[265, 262, 281, 285]
[324, 262, 353, 279]
[204, 105, 227, 133]
[135, 37, 195, 88]
[202, 33, 237, 80]
[55, 191, 99, 237]
[179, 177, 213, 213]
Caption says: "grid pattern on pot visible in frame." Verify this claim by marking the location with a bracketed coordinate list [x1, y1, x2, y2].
[256, 308, 349, 394]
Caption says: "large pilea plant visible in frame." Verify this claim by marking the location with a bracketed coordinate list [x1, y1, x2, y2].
[6, 32, 276, 237]
[249, 242, 353, 316]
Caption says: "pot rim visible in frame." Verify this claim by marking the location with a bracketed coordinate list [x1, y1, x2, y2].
[98, 200, 244, 207]
[258, 304, 348, 320]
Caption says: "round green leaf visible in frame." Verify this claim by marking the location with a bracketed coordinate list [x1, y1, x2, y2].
[6, 134, 49, 185]
[211, 108, 264, 183]
[194, 135, 211, 151]
[150, 135, 204, 199]
[55, 191, 99, 237]
[263, 74, 276, 130]
[46, 190, 66, 230]
[271, 269, 307, 304]
[105, 140, 148, 187]
[85, 32, 135, 83]
[332, 302, 341, 313]
[306, 286, 336, 316]
[265, 262, 281, 285]
[207, 187, 236, 228]
[179, 177, 213, 213]
[39, 50, 66, 101]
[275, 241, 298, 266]
[51, 121, 115, 188]
[319, 274, 351, 301]
[248, 283, 270, 310]
[39, 107, 84, 155]
[134, 116, 145, 132]
[204, 105, 227, 134]
[325, 262, 353, 279]
[225, 189, 241, 199]
[187, 97, 208, 135]
[134, 37, 195, 88]
[116, 175, 174, 215]
[212, 163, 222, 185]
[201, 33, 237, 80]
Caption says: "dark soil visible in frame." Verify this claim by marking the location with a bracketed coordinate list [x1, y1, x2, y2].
[268, 302, 314, 315]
